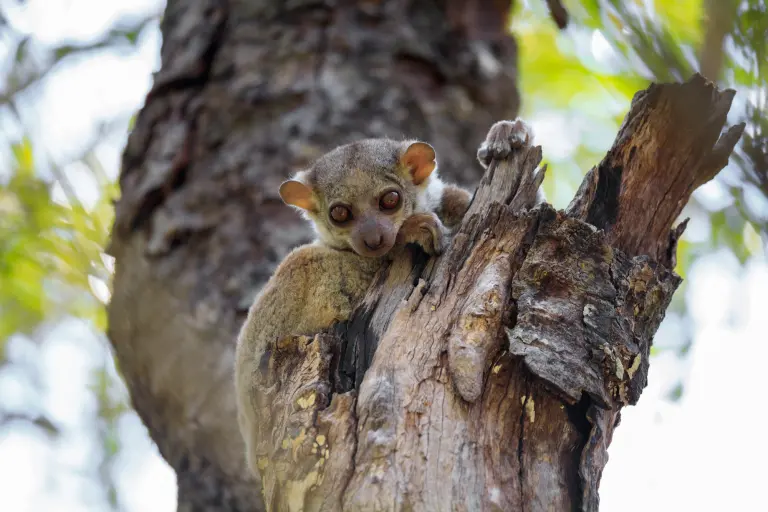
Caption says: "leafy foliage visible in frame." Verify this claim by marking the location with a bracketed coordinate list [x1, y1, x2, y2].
[0, 3, 157, 509]
[0, 138, 113, 350]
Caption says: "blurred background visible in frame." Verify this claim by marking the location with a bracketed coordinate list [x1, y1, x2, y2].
[0, 0, 765, 511]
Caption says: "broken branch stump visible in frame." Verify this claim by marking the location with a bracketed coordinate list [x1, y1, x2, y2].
[252, 74, 744, 512]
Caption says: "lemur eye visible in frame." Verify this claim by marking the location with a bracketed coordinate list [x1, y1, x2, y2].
[330, 205, 351, 223]
[379, 191, 400, 210]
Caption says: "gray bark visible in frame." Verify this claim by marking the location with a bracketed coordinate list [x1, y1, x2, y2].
[107, 0, 522, 510]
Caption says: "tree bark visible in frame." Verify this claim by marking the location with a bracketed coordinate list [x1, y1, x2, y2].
[106, 0, 744, 510]
[107, 0, 521, 510]
[251, 74, 743, 511]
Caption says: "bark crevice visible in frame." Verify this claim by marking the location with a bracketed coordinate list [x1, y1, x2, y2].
[516, 376, 530, 512]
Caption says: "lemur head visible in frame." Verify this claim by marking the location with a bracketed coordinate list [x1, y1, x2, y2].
[279, 138, 440, 258]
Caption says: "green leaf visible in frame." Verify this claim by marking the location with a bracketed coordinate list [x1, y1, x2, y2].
[54, 45, 76, 61]
[1, 134, 118, 344]
[710, 207, 750, 263]
[10, 138, 34, 176]
[14, 37, 31, 63]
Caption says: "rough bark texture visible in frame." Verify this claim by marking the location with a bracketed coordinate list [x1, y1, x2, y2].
[105, 0, 744, 509]
[250, 74, 743, 511]
[107, 0, 522, 510]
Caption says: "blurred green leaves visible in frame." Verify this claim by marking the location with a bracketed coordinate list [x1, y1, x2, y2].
[0, 136, 114, 353]
[0, 1, 155, 359]
[517, 0, 766, 277]
[576, 0, 767, 238]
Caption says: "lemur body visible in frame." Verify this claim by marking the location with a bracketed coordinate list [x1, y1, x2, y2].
[235, 119, 534, 477]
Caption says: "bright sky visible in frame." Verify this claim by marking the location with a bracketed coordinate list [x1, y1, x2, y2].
[0, 1, 765, 511]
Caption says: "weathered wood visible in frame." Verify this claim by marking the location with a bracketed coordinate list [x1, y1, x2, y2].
[566, 74, 744, 264]
[107, 0, 524, 509]
[105, 1, 743, 509]
[253, 75, 743, 511]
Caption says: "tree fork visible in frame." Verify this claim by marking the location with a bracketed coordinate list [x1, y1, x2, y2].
[253, 74, 744, 511]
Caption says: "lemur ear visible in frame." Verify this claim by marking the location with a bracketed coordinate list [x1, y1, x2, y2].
[400, 142, 436, 186]
[279, 180, 317, 212]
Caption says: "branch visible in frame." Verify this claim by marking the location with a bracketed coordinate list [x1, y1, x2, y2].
[545, 0, 569, 29]
[0, 411, 59, 436]
[699, 0, 739, 81]
[0, 14, 157, 106]
[566, 74, 745, 265]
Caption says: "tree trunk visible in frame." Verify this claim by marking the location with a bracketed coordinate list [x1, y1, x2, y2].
[107, 0, 521, 510]
[250, 74, 743, 511]
[106, 0, 744, 510]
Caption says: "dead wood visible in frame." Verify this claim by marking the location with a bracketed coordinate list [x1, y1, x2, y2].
[253, 74, 744, 511]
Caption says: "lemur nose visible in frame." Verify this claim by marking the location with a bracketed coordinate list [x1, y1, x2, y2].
[364, 233, 383, 250]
